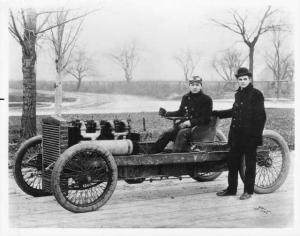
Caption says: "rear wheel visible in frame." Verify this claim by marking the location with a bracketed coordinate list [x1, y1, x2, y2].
[190, 129, 226, 182]
[239, 130, 290, 194]
[51, 142, 118, 213]
[13, 135, 50, 197]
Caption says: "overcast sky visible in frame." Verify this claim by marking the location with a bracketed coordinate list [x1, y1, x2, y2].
[6, 0, 296, 82]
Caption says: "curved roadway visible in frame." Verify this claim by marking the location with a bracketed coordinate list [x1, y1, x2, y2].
[9, 90, 294, 116]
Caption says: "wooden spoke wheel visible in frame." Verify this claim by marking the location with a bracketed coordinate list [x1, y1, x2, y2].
[51, 142, 118, 213]
[239, 130, 290, 194]
[13, 135, 50, 197]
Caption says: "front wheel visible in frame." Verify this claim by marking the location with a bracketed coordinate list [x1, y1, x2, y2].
[190, 129, 226, 182]
[51, 142, 118, 213]
[239, 130, 290, 194]
[13, 135, 50, 197]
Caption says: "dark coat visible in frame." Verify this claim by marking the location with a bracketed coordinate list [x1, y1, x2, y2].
[166, 90, 212, 127]
[215, 83, 266, 147]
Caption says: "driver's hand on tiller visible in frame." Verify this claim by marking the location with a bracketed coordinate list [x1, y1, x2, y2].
[179, 120, 191, 128]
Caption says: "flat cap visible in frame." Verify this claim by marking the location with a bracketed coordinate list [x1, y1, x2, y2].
[188, 75, 202, 84]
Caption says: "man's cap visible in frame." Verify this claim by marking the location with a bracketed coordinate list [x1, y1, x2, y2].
[235, 67, 252, 78]
[188, 75, 202, 84]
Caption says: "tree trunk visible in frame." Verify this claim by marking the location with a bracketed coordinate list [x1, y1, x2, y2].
[276, 47, 280, 99]
[125, 71, 132, 83]
[54, 73, 63, 116]
[249, 46, 254, 83]
[54, 21, 65, 116]
[76, 78, 82, 90]
[184, 72, 188, 81]
[276, 80, 280, 99]
[55, 60, 63, 116]
[21, 9, 37, 139]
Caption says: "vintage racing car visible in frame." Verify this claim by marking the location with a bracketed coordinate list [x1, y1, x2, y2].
[13, 115, 290, 213]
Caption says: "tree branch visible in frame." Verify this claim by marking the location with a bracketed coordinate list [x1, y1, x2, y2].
[252, 6, 277, 44]
[36, 10, 65, 16]
[211, 18, 241, 35]
[212, 60, 228, 81]
[8, 27, 21, 43]
[62, 19, 83, 56]
[36, 12, 52, 32]
[37, 8, 100, 34]
[9, 10, 27, 50]
[21, 9, 27, 30]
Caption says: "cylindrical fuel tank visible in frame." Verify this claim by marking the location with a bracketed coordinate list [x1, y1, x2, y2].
[94, 139, 134, 155]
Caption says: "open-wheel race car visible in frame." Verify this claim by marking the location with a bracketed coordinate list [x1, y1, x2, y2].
[13, 115, 290, 213]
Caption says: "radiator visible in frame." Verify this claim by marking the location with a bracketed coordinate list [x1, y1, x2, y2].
[41, 116, 68, 193]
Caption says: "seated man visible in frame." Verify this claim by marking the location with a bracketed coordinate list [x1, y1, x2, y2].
[152, 75, 213, 153]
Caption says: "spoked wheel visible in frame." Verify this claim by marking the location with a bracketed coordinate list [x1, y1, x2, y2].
[51, 142, 118, 213]
[13, 135, 50, 197]
[239, 130, 290, 194]
[190, 129, 226, 182]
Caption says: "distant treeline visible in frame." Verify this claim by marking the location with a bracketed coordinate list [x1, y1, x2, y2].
[9, 80, 294, 99]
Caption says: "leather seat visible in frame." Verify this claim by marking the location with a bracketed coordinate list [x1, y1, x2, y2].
[191, 116, 219, 142]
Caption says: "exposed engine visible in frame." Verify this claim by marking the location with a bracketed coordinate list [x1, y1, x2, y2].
[67, 118, 140, 152]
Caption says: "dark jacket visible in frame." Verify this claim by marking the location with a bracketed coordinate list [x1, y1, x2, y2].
[215, 83, 266, 147]
[166, 90, 212, 127]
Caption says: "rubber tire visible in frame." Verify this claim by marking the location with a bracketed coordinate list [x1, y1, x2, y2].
[190, 129, 226, 182]
[239, 129, 290, 194]
[13, 135, 50, 197]
[51, 142, 118, 213]
[124, 178, 145, 184]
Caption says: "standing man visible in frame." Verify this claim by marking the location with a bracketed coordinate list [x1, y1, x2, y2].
[152, 75, 213, 153]
[213, 67, 266, 200]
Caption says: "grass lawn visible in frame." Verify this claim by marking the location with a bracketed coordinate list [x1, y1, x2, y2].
[8, 108, 294, 167]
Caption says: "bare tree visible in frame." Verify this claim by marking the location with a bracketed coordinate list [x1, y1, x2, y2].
[9, 8, 45, 138]
[109, 42, 139, 82]
[174, 49, 201, 81]
[9, 8, 98, 138]
[211, 6, 285, 82]
[66, 50, 95, 90]
[212, 49, 247, 81]
[45, 9, 84, 114]
[265, 31, 294, 98]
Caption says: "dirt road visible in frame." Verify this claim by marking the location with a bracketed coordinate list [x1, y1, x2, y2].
[9, 153, 294, 228]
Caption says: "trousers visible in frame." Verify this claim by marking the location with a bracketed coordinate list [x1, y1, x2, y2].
[153, 127, 192, 153]
[227, 145, 257, 194]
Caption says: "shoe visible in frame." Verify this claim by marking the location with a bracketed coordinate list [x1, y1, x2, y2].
[216, 189, 236, 196]
[239, 192, 252, 200]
